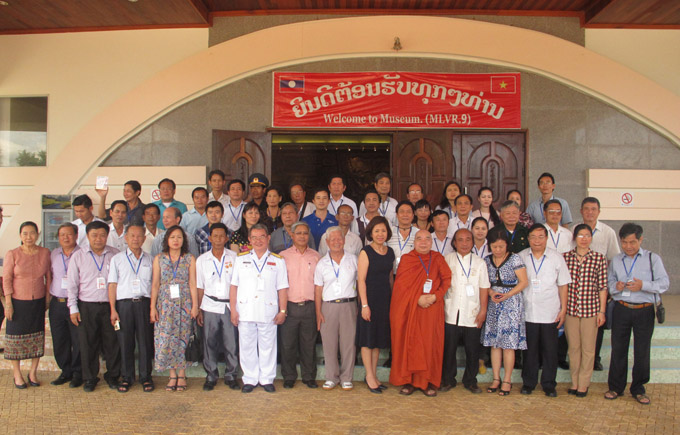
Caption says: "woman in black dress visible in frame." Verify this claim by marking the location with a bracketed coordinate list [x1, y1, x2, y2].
[357, 216, 395, 394]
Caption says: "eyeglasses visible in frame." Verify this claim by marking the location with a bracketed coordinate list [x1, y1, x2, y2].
[546, 210, 562, 214]
[293, 232, 309, 236]
[250, 235, 267, 241]
[337, 212, 353, 216]
[528, 235, 547, 240]
[576, 234, 592, 239]
[409, 190, 422, 194]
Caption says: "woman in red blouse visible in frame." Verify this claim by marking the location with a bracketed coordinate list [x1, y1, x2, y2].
[563, 224, 608, 397]
[3, 221, 52, 389]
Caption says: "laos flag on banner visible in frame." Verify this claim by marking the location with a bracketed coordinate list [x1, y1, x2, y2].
[272, 72, 521, 129]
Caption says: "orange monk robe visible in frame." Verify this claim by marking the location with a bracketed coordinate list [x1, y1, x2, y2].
[389, 250, 451, 389]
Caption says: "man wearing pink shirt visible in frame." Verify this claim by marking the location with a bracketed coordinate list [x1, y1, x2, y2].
[279, 221, 321, 389]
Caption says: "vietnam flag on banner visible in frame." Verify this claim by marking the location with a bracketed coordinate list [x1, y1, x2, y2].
[273, 72, 521, 129]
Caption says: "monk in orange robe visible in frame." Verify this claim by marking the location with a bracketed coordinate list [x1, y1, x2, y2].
[390, 229, 451, 397]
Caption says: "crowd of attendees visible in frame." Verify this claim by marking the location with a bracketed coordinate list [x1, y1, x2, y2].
[0, 170, 669, 405]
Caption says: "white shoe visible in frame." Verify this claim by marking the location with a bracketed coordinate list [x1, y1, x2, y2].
[341, 381, 354, 390]
[322, 381, 336, 390]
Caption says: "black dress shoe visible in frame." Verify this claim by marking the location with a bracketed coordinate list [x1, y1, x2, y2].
[283, 380, 295, 389]
[203, 381, 216, 391]
[303, 380, 318, 389]
[83, 379, 99, 393]
[367, 384, 382, 394]
[241, 384, 255, 393]
[105, 377, 119, 390]
[15, 381, 28, 390]
[439, 384, 453, 392]
[520, 386, 533, 395]
[466, 384, 482, 394]
[593, 360, 603, 371]
[225, 379, 240, 390]
[262, 383, 276, 393]
[69, 377, 84, 388]
[575, 388, 589, 398]
[545, 389, 558, 397]
[558, 360, 570, 370]
[28, 376, 41, 387]
[568, 388, 577, 395]
[377, 384, 387, 391]
[51, 374, 72, 386]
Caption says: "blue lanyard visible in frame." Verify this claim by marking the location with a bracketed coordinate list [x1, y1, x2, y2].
[592, 228, 599, 235]
[228, 203, 244, 223]
[212, 253, 226, 279]
[457, 218, 470, 230]
[330, 198, 343, 215]
[126, 252, 142, 276]
[60, 252, 69, 274]
[283, 231, 292, 249]
[418, 252, 432, 277]
[329, 253, 340, 279]
[253, 252, 270, 276]
[622, 254, 639, 279]
[506, 230, 516, 245]
[433, 236, 448, 254]
[549, 229, 560, 249]
[398, 227, 413, 254]
[530, 254, 546, 276]
[89, 251, 106, 274]
[379, 199, 389, 216]
[473, 244, 486, 258]
[170, 255, 181, 279]
[456, 253, 472, 280]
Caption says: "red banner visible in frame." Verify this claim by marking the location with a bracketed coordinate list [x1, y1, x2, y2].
[273, 72, 521, 129]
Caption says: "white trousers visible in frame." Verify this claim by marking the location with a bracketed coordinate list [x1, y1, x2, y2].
[238, 321, 278, 386]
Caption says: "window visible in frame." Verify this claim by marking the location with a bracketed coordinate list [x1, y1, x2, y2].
[0, 97, 48, 166]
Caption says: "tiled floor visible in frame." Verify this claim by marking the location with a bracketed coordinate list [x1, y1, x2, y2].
[1, 375, 678, 434]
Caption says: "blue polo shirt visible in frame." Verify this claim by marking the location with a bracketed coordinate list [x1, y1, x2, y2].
[303, 211, 338, 248]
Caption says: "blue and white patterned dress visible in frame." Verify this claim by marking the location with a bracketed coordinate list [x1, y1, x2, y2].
[481, 253, 527, 350]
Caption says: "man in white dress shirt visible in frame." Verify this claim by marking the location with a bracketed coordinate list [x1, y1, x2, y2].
[72, 194, 105, 249]
[314, 227, 358, 391]
[196, 223, 239, 391]
[387, 201, 417, 273]
[207, 169, 230, 209]
[328, 175, 358, 218]
[449, 194, 474, 233]
[230, 224, 289, 393]
[318, 205, 363, 256]
[431, 210, 455, 257]
[571, 197, 620, 371]
[441, 229, 490, 394]
[359, 172, 398, 226]
[108, 224, 154, 392]
[519, 224, 571, 397]
[141, 204, 161, 255]
[543, 200, 572, 254]
[106, 200, 129, 252]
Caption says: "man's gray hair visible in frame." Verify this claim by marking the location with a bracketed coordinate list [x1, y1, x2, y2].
[248, 223, 269, 236]
[281, 202, 297, 212]
[324, 226, 344, 239]
[500, 200, 520, 212]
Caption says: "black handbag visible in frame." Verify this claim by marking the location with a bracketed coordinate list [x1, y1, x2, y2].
[650, 252, 665, 324]
[185, 319, 203, 362]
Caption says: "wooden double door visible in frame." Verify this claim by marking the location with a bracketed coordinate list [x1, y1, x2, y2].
[213, 130, 525, 208]
[391, 131, 526, 209]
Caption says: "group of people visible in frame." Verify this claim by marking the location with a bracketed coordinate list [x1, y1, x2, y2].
[0, 170, 669, 405]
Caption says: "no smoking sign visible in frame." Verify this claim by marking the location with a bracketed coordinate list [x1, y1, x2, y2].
[620, 192, 634, 207]
[151, 189, 161, 202]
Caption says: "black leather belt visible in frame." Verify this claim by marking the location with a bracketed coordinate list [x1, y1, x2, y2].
[206, 295, 229, 303]
[120, 297, 149, 303]
[289, 300, 314, 306]
[326, 297, 357, 304]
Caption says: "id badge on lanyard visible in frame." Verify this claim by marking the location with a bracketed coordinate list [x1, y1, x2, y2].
[132, 279, 142, 296]
[96, 277, 106, 290]
[61, 277, 69, 290]
[465, 284, 475, 297]
[423, 279, 432, 294]
[170, 284, 180, 299]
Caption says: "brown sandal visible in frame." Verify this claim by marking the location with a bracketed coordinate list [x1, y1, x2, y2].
[399, 384, 415, 396]
[422, 383, 438, 397]
[634, 394, 651, 405]
[176, 376, 187, 392]
[604, 390, 619, 400]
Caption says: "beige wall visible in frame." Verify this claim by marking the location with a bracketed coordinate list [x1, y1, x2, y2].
[0, 28, 208, 163]
[586, 29, 680, 96]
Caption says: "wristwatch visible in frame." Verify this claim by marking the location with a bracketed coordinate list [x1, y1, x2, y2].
[279, 309, 287, 314]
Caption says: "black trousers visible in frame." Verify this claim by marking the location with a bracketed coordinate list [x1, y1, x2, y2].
[280, 301, 317, 381]
[608, 303, 654, 396]
[522, 321, 558, 391]
[77, 302, 121, 382]
[116, 298, 154, 383]
[49, 298, 82, 378]
[442, 323, 481, 388]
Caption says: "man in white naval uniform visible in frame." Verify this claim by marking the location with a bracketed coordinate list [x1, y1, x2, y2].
[230, 223, 289, 393]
